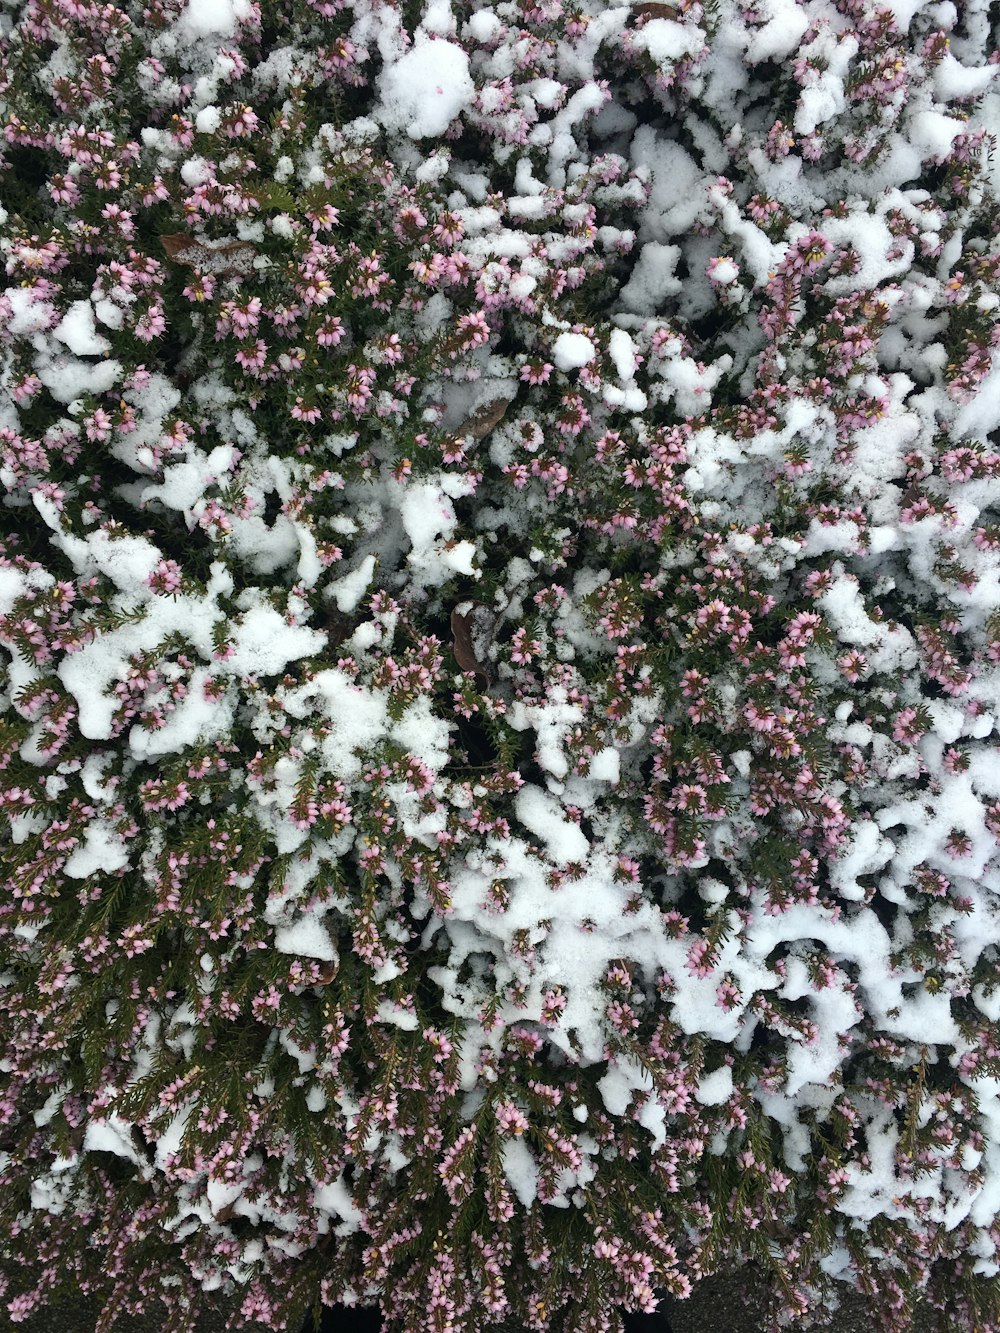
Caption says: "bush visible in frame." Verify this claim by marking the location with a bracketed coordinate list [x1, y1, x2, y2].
[1, 0, 999, 1329]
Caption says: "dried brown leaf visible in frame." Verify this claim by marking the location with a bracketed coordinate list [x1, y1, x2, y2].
[631, 2, 679, 19]
[451, 601, 495, 681]
[451, 604, 480, 676]
[160, 232, 257, 276]
[456, 395, 514, 442]
[160, 232, 195, 262]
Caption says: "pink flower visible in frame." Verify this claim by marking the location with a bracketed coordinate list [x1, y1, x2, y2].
[316, 315, 345, 346]
[84, 408, 112, 442]
[519, 359, 553, 384]
[496, 1102, 529, 1136]
[235, 339, 268, 371]
[290, 398, 322, 424]
[510, 626, 540, 664]
[134, 304, 167, 341]
[225, 105, 259, 138]
[11, 374, 42, 404]
[685, 938, 714, 978]
[716, 978, 742, 1011]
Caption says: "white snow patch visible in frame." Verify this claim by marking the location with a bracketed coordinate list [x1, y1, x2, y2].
[274, 915, 337, 961]
[378, 37, 474, 139]
[64, 821, 130, 879]
[515, 785, 589, 865]
[52, 301, 112, 357]
[695, 1066, 734, 1105]
[176, 0, 253, 39]
[226, 604, 324, 677]
[552, 331, 597, 371]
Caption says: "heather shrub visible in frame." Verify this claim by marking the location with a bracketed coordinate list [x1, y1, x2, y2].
[1, 1, 999, 1331]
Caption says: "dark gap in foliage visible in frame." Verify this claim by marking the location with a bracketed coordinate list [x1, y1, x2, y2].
[447, 710, 498, 769]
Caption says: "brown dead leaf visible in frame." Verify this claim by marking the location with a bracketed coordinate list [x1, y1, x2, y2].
[630, 2, 679, 19]
[160, 232, 257, 277]
[160, 232, 197, 262]
[456, 395, 514, 442]
[451, 604, 480, 676]
[451, 601, 495, 682]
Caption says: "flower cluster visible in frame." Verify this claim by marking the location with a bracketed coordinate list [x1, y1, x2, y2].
[1, 0, 999, 1332]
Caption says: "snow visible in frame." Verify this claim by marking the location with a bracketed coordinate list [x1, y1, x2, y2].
[507, 688, 586, 781]
[32, 1087, 68, 1128]
[829, 820, 893, 902]
[52, 300, 112, 357]
[795, 80, 841, 138]
[59, 610, 186, 741]
[538, 82, 610, 177]
[744, 0, 808, 62]
[552, 332, 597, 370]
[933, 52, 999, 100]
[0, 564, 27, 617]
[630, 17, 705, 63]
[224, 604, 325, 677]
[83, 1116, 145, 1167]
[818, 573, 917, 674]
[5, 286, 56, 336]
[608, 328, 637, 381]
[128, 672, 234, 761]
[514, 784, 589, 865]
[195, 105, 222, 133]
[597, 1059, 654, 1117]
[704, 178, 782, 285]
[441, 540, 477, 576]
[707, 257, 739, 284]
[63, 820, 130, 879]
[905, 109, 967, 166]
[465, 10, 501, 44]
[176, 0, 253, 39]
[93, 299, 124, 331]
[179, 156, 210, 188]
[55, 564, 310, 742]
[501, 1136, 538, 1207]
[391, 695, 451, 773]
[378, 36, 474, 140]
[376, 1000, 420, 1031]
[587, 748, 620, 784]
[274, 915, 337, 961]
[399, 478, 479, 587]
[53, 523, 161, 601]
[35, 352, 123, 404]
[695, 1066, 734, 1106]
[30, 1173, 72, 1216]
[283, 669, 389, 781]
[331, 554, 377, 614]
[952, 355, 1000, 443]
[619, 242, 682, 315]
